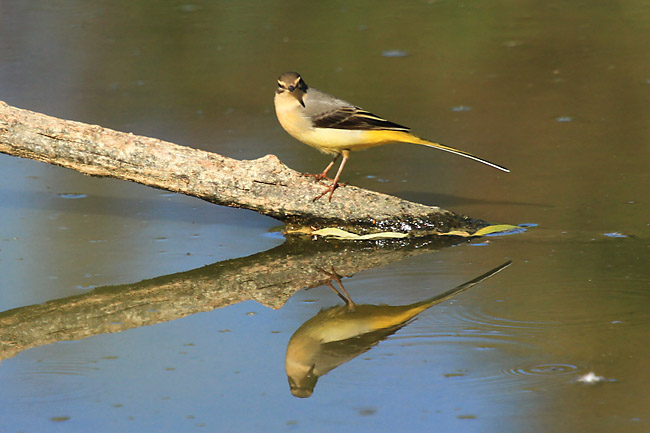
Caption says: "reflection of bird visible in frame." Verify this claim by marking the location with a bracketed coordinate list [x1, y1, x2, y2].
[274, 71, 509, 201]
[285, 261, 511, 398]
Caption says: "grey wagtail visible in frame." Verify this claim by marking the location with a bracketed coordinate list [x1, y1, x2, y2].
[274, 71, 509, 201]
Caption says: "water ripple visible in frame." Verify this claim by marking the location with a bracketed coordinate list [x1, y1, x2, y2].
[504, 362, 582, 377]
[448, 308, 556, 332]
[4, 358, 99, 404]
[464, 363, 589, 400]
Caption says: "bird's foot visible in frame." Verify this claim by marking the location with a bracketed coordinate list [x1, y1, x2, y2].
[312, 182, 343, 202]
[316, 267, 356, 310]
[303, 172, 334, 182]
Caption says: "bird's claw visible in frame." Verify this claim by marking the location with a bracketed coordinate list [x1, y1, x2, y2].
[312, 182, 343, 202]
[303, 172, 333, 182]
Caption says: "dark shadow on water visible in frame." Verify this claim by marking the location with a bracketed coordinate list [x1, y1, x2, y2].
[395, 190, 551, 209]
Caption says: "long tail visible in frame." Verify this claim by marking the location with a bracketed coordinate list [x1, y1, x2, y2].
[386, 131, 510, 173]
[372, 260, 513, 328]
[417, 260, 512, 310]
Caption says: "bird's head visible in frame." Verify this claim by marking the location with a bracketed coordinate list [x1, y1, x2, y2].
[276, 71, 308, 107]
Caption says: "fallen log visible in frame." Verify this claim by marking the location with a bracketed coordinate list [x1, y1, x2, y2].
[0, 101, 496, 236]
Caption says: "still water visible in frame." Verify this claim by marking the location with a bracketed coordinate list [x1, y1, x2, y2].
[1, 1, 648, 432]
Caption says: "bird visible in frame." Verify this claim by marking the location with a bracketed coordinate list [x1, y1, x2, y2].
[285, 261, 512, 398]
[274, 71, 509, 201]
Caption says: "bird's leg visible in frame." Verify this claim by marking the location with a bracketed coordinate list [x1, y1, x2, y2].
[303, 153, 339, 182]
[317, 267, 356, 312]
[313, 150, 350, 202]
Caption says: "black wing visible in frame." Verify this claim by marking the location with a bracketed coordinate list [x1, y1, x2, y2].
[312, 107, 410, 131]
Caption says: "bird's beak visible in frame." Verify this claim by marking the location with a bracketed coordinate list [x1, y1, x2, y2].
[285, 85, 305, 107]
[289, 90, 305, 107]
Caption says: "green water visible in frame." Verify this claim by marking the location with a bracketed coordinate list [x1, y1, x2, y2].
[1, 1, 648, 432]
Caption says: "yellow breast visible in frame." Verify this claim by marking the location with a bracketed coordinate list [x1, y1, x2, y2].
[274, 92, 405, 155]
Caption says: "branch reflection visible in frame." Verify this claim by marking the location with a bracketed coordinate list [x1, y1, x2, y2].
[0, 236, 467, 360]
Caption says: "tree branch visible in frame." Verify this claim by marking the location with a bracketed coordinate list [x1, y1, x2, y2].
[0, 101, 488, 236]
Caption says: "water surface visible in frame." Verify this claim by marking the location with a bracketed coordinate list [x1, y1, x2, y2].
[1, 1, 648, 432]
